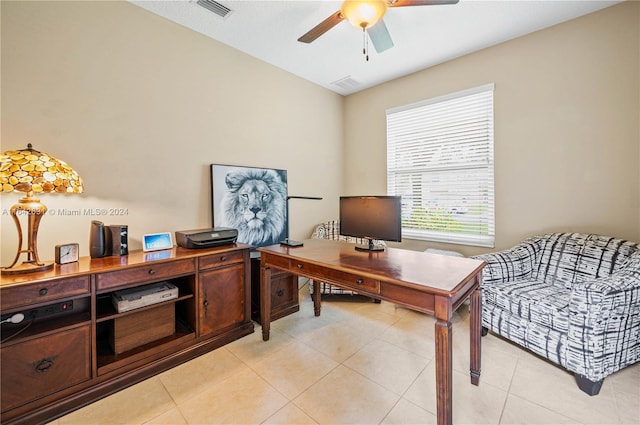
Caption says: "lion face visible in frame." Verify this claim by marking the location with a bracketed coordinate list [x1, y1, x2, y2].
[220, 169, 287, 247]
[238, 180, 274, 230]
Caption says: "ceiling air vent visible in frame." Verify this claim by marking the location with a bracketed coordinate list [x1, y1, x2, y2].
[196, 0, 233, 19]
[331, 76, 362, 91]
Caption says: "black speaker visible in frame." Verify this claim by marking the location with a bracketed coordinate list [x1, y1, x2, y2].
[109, 225, 128, 256]
[90, 220, 111, 258]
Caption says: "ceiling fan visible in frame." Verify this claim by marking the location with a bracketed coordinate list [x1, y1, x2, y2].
[298, 0, 459, 60]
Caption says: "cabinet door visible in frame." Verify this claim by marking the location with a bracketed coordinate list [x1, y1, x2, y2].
[199, 263, 245, 336]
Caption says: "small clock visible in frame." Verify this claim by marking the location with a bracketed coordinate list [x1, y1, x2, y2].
[55, 243, 80, 265]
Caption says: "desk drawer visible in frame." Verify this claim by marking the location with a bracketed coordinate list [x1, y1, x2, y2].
[291, 260, 380, 294]
[199, 250, 244, 271]
[95, 259, 196, 291]
[264, 254, 290, 271]
[1, 324, 91, 412]
[1, 276, 90, 310]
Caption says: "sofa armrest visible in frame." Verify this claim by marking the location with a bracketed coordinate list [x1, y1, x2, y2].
[471, 238, 539, 285]
[567, 253, 640, 381]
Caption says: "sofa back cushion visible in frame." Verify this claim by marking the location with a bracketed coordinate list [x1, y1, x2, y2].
[532, 233, 638, 288]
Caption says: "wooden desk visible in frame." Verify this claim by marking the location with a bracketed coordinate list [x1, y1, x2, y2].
[258, 239, 486, 425]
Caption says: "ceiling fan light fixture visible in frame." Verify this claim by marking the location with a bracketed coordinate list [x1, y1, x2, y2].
[341, 0, 388, 30]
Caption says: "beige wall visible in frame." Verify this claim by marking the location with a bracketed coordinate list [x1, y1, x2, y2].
[1, 0, 343, 261]
[344, 1, 640, 256]
[2, 1, 638, 263]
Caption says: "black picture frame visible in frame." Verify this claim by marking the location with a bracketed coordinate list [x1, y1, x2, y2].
[210, 164, 288, 249]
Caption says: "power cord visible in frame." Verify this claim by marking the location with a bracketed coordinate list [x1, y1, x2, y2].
[1, 313, 34, 344]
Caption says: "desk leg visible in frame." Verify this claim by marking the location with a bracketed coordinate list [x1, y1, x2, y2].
[261, 264, 272, 341]
[312, 280, 321, 317]
[435, 298, 453, 425]
[470, 277, 482, 385]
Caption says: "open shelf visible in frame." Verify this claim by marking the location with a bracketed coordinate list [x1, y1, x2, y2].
[95, 292, 194, 323]
[94, 275, 198, 374]
[96, 317, 195, 374]
[0, 312, 92, 347]
[0, 296, 92, 347]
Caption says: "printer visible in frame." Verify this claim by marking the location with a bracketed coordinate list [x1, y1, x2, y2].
[175, 227, 238, 249]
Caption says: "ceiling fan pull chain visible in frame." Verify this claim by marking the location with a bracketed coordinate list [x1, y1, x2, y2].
[362, 27, 366, 56]
[363, 28, 369, 62]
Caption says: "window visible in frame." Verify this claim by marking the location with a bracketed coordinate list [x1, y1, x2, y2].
[386, 83, 495, 247]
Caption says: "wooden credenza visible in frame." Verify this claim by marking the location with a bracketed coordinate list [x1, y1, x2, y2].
[0, 244, 254, 425]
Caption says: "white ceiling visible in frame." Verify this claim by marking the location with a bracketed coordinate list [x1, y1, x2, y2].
[130, 0, 621, 96]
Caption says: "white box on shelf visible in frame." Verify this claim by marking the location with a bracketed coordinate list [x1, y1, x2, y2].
[112, 281, 179, 313]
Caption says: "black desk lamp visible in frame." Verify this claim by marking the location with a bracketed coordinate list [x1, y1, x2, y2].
[280, 196, 322, 247]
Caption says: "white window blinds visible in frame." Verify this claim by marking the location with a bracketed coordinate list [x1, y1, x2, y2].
[386, 83, 495, 247]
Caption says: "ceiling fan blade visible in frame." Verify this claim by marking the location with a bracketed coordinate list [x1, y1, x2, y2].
[388, 0, 459, 7]
[298, 10, 344, 44]
[368, 19, 394, 53]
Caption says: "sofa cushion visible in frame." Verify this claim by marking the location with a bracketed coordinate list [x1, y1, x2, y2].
[482, 302, 569, 367]
[483, 279, 570, 333]
[533, 233, 638, 289]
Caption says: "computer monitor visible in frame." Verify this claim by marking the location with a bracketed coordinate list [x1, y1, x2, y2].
[339, 196, 402, 251]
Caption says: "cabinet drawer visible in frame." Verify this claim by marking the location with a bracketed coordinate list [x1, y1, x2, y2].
[250, 257, 298, 323]
[292, 260, 380, 294]
[96, 259, 196, 291]
[1, 276, 90, 310]
[271, 273, 297, 310]
[199, 250, 244, 271]
[1, 324, 91, 412]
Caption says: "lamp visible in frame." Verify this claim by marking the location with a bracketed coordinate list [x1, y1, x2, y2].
[280, 196, 323, 248]
[0, 143, 84, 275]
[340, 0, 388, 61]
[341, 0, 388, 30]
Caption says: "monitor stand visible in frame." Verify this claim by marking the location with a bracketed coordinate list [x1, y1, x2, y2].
[354, 238, 385, 252]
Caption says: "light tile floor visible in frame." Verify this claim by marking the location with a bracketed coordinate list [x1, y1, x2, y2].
[51, 281, 640, 425]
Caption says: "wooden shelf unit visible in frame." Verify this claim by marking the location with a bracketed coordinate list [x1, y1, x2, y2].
[0, 244, 254, 425]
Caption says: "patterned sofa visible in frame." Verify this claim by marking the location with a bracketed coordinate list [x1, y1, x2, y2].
[309, 220, 383, 298]
[472, 232, 640, 395]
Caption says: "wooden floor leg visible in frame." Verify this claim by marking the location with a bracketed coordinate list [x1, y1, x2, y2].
[435, 318, 453, 425]
[470, 285, 481, 385]
[260, 265, 272, 341]
[312, 280, 321, 316]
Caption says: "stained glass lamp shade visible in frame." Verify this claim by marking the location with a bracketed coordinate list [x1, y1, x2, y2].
[0, 143, 84, 275]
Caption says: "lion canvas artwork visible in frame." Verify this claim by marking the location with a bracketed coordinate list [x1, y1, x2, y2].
[211, 165, 288, 248]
